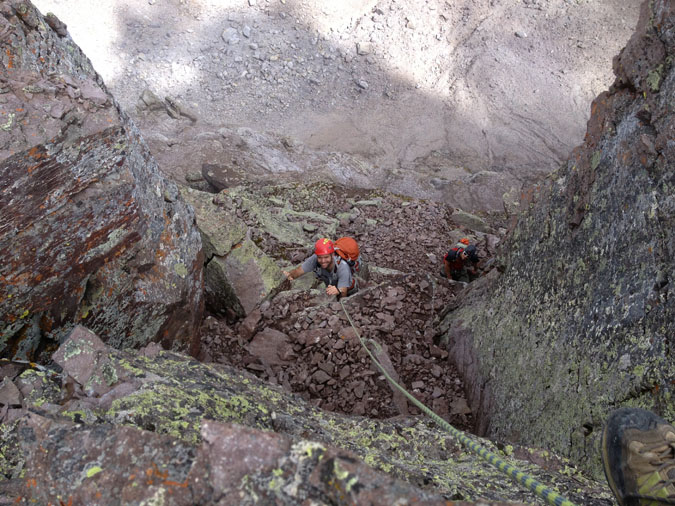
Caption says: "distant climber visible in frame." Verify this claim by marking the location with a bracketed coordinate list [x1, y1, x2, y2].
[283, 238, 355, 297]
[441, 238, 479, 282]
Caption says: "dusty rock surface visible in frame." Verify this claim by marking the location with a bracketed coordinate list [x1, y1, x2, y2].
[32, 0, 640, 212]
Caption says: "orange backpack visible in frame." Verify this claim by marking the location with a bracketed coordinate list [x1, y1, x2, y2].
[336, 236, 365, 278]
[334, 237, 363, 288]
[334, 237, 359, 263]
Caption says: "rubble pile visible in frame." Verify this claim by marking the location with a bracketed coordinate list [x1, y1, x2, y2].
[196, 182, 503, 430]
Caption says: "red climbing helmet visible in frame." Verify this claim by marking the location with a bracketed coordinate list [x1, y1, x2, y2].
[314, 238, 335, 256]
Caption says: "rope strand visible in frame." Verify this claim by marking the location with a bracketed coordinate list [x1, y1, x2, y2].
[339, 299, 577, 506]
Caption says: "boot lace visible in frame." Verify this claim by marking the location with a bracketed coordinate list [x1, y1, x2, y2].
[627, 433, 675, 505]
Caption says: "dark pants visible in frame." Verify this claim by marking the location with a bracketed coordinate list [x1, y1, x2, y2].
[439, 268, 475, 283]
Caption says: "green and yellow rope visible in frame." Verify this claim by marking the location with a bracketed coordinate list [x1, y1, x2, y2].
[340, 299, 577, 506]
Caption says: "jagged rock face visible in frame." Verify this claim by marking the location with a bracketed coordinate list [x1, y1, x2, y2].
[180, 187, 286, 320]
[0, 327, 612, 505]
[0, 1, 204, 358]
[440, 0, 674, 478]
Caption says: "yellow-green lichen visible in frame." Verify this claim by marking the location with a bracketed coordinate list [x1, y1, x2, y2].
[83, 228, 128, 264]
[101, 361, 119, 386]
[332, 461, 360, 493]
[646, 66, 662, 92]
[138, 487, 166, 506]
[333, 460, 350, 481]
[1, 113, 15, 131]
[62, 410, 89, 423]
[62, 338, 89, 360]
[174, 263, 188, 278]
[85, 465, 103, 478]
[293, 441, 325, 460]
[240, 475, 260, 503]
[268, 476, 283, 492]
[118, 358, 150, 377]
[590, 151, 602, 170]
[106, 382, 271, 442]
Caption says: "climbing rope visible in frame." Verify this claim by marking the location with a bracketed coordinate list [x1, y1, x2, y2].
[339, 299, 577, 506]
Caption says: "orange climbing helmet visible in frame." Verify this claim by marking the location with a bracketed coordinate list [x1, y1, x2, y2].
[459, 237, 470, 245]
[314, 238, 335, 256]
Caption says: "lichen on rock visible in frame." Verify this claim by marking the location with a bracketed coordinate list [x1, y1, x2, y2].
[439, 0, 675, 479]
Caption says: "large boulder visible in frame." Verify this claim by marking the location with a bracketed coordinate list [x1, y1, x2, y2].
[181, 184, 348, 320]
[180, 187, 286, 319]
[0, 1, 204, 357]
[439, 0, 674, 478]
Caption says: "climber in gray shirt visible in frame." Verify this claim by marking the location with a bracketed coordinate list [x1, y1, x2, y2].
[282, 238, 353, 298]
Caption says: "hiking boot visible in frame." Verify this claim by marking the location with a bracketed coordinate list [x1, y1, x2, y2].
[601, 407, 675, 505]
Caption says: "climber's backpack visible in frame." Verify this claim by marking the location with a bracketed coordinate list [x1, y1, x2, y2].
[334, 237, 367, 282]
[446, 247, 463, 262]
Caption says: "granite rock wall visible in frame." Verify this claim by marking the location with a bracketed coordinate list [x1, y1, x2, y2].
[0, 1, 204, 358]
[440, 0, 674, 477]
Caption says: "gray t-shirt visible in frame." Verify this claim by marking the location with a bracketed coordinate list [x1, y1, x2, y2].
[301, 254, 352, 289]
